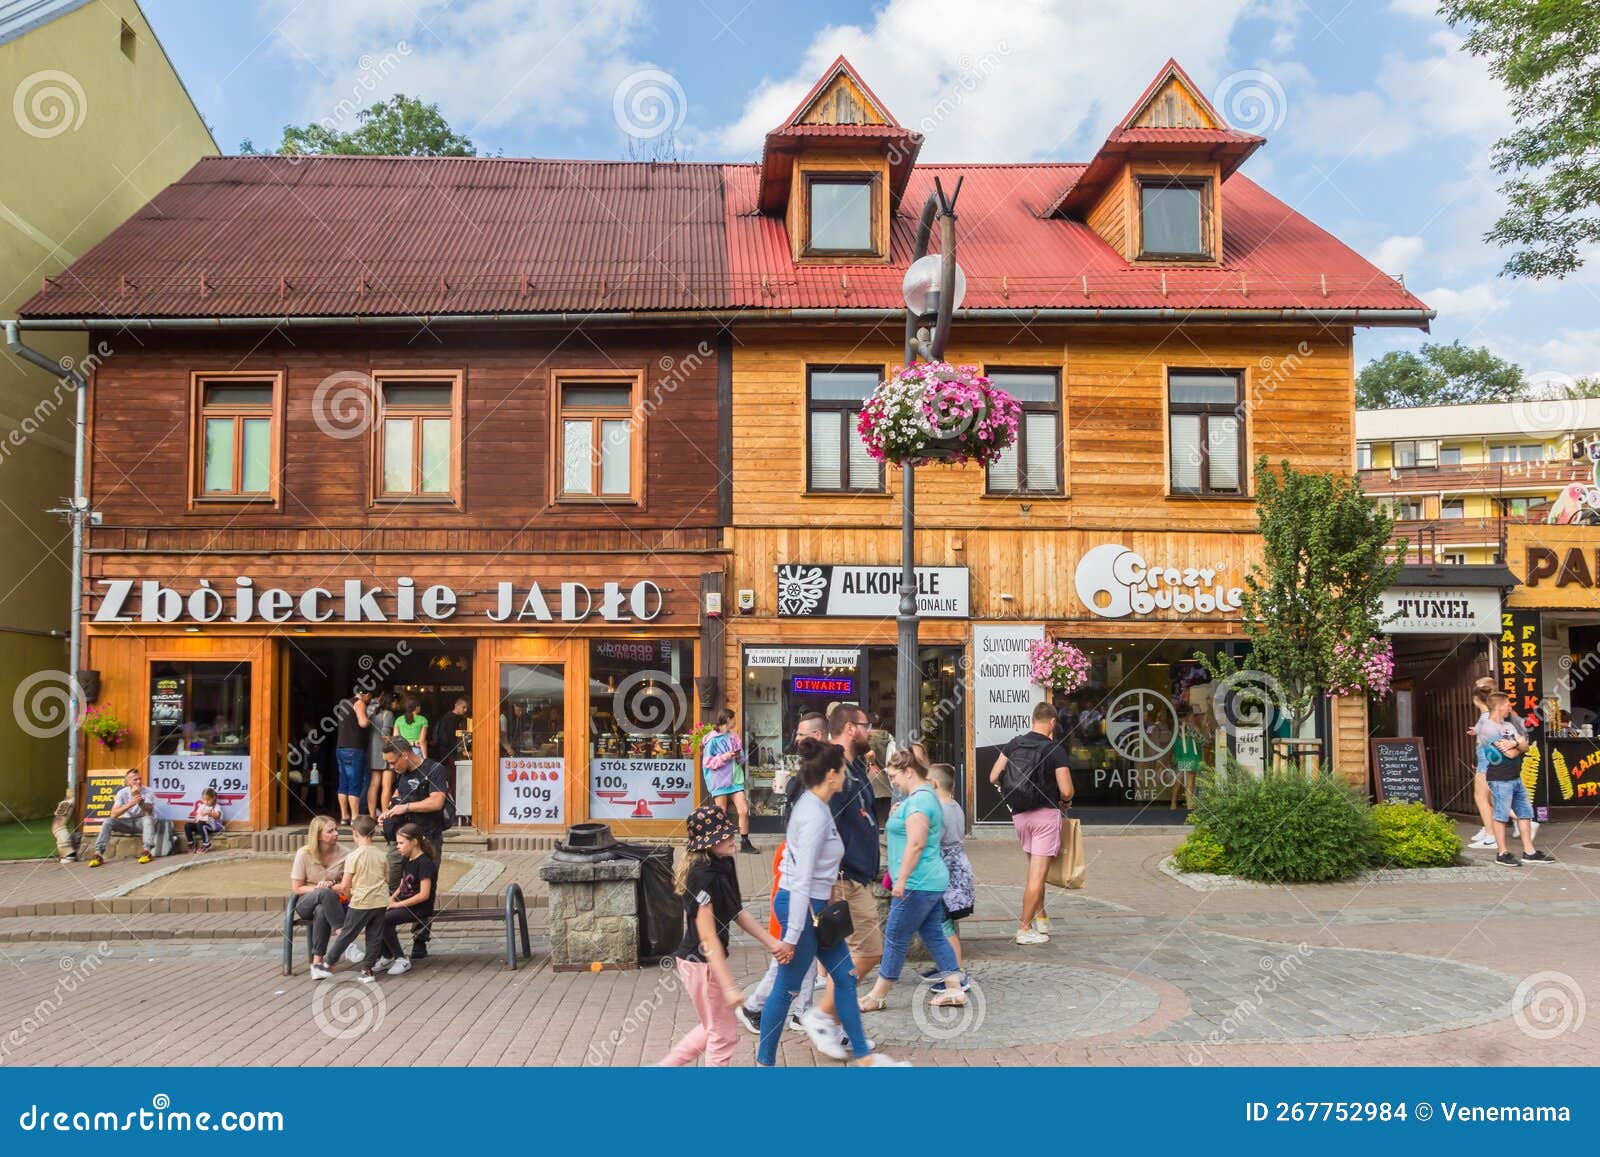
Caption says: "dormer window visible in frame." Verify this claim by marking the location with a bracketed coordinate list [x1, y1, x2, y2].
[1138, 177, 1211, 260]
[804, 173, 878, 257]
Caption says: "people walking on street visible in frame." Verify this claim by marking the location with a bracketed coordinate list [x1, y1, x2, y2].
[377, 822, 439, 976]
[659, 805, 787, 1067]
[702, 709, 758, 853]
[1467, 677, 1534, 849]
[929, 762, 974, 975]
[757, 737, 907, 1067]
[394, 697, 429, 758]
[988, 701, 1073, 944]
[184, 787, 224, 852]
[318, 816, 389, 982]
[367, 687, 396, 819]
[1476, 692, 1556, 867]
[292, 815, 348, 974]
[859, 751, 966, 1012]
[87, 769, 159, 867]
[334, 685, 372, 825]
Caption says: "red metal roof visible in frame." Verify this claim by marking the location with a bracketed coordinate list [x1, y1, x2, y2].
[1107, 127, 1265, 145]
[21, 155, 1426, 321]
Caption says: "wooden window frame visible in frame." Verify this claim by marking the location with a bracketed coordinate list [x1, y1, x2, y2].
[1136, 176, 1214, 262]
[805, 364, 886, 495]
[982, 366, 1065, 497]
[188, 371, 284, 510]
[1165, 367, 1247, 499]
[550, 369, 646, 507]
[369, 369, 464, 507]
[801, 172, 883, 259]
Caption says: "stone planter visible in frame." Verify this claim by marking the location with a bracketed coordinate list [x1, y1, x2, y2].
[538, 856, 642, 971]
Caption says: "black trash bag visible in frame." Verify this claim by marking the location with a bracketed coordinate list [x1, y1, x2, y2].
[609, 842, 678, 961]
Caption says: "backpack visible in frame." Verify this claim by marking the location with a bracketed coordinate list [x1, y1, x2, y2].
[998, 736, 1060, 815]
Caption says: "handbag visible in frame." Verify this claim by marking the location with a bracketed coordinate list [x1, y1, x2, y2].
[810, 899, 854, 949]
[1044, 816, 1085, 889]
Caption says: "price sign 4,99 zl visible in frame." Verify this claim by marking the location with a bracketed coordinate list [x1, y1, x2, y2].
[498, 757, 565, 825]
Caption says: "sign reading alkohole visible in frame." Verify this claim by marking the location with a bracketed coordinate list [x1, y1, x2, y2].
[774, 564, 969, 618]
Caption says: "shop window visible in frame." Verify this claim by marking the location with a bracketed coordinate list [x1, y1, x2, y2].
[1441, 499, 1465, 519]
[374, 372, 460, 502]
[497, 663, 565, 824]
[804, 173, 878, 257]
[985, 369, 1062, 494]
[807, 366, 884, 492]
[1138, 178, 1210, 260]
[1167, 369, 1243, 496]
[588, 640, 696, 823]
[555, 373, 642, 502]
[192, 373, 281, 502]
[147, 660, 252, 822]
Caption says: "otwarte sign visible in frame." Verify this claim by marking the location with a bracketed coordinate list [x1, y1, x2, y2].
[775, 564, 969, 618]
[1074, 543, 1243, 619]
[94, 577, 665, 625]
[146, 754, 251, 821]
[1380, 587, 1500, 635]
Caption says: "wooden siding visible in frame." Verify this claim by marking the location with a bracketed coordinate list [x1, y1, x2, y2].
[731, 323, 1354, 532]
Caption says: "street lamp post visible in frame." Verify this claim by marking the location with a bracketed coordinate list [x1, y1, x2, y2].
[894, 178, 965, 752]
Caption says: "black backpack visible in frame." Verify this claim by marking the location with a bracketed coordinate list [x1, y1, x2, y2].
[998, 736, 1060, 815]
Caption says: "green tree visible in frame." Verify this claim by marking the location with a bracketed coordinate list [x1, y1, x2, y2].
[241, 94, 477, 157]
[1200, 458, 1400, 739]
[1444, 0, 1600, 278]
[1356, 340, 1526, 409]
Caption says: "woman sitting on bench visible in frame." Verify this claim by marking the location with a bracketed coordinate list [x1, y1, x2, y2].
[291, 816, 349, 971]
[377, 822, 438, 977]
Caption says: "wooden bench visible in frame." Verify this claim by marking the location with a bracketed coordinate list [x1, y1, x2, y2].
[282, 883, 532, 975]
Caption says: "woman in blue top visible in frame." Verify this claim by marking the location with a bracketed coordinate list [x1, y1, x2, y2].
[858, 750, 967, 1012]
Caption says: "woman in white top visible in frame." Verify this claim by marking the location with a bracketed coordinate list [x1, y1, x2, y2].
[755, 737, 907, 1067]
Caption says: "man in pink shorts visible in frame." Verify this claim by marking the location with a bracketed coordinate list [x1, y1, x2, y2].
[988, 701, 1074, 945]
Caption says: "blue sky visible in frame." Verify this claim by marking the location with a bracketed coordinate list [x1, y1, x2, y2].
[139, 0, 1600, 380]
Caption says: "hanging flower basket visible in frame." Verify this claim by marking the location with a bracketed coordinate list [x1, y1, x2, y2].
[857, 362, 1022, 467]
[82, 704, 131, 751]
[1328, 636, 1394, 699]
[1028, 639, 1091, 695]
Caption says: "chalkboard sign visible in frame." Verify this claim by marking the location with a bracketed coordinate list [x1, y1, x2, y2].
[1369, 737, 1431, 807]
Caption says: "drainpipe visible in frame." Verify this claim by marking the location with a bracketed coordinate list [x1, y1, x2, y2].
[4, 320, 88, 803]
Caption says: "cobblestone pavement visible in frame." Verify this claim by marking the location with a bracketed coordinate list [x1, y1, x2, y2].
[0, 817, 1595, 1066]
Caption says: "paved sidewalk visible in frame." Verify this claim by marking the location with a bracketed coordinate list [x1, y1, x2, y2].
[0, 817, 1594, 1066]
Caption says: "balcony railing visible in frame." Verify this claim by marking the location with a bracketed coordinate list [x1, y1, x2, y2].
[1360, 460, 1591, 496]
[1388, 511, 1553, 561]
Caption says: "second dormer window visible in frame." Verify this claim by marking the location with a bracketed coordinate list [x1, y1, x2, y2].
[805, 174, 876, 256]
[1138, 178, 1210, 260]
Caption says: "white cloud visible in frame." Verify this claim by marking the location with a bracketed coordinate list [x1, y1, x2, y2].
[710, 0, 1255, 162]
[1421, 281, 1507, 320]
[1368, 235, 1425, 273]
[1388, 0, 1446, 20]
[260, 0, 652, 144]
[1532, 330, 1600, 380]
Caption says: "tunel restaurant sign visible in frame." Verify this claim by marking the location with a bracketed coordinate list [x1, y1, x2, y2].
[93, 577, 668, 625]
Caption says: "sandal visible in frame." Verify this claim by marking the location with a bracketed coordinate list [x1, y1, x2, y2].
[928, 990, 967, 1008]
[858, 996, 888, 1013]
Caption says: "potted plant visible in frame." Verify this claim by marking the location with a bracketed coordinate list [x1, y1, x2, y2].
[1028, 639, 1091, 695]
[82, 704, 131, 751]
[1328, 636, 1394, 699]
[857, 362, 1021, 467]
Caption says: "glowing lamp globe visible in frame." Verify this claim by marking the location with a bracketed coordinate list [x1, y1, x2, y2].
[901, 253, 967, 318]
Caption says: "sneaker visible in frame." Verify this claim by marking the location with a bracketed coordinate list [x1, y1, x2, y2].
[358, 969, 377, 984]
[87, 854, 104, 868]
[343, 941, 366, 964]
[739, 837, 760, 855]
[799, 1007, 848, 1061]
[308, 963, 333, 980]
[1015, 928, 1049, 945]
[1521, 850, 1557, 865]
[918, 968, 970, 991]
[735, 1005, 761, 1036]
[387, 957, 412, 975]
[786, 1011, 807, 1034]
[854, 1052, 912, 1067]
[1032, 915, 1051, 934]
[137, 849, 153, 864]
[371, 956, 394, 972]
[1468, 829, 1498, 849]
[1495, 852, 1520, 867]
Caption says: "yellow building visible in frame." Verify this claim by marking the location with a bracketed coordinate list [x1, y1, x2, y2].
[1356, 400, 1600, 565]
[0, 0, 214, 818]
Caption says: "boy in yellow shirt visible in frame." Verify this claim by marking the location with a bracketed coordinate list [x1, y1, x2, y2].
[317, 816, 389, 983]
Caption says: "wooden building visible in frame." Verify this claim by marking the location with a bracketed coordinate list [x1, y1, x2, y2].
[16, 57, 1433, 834]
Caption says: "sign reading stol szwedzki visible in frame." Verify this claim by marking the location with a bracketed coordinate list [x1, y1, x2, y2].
[1368, 737, 1431, 807]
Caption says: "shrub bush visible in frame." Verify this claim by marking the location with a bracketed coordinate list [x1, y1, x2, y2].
[1172, 828, 1230, 874]
[1191, 761, 1378, 883]
[1371, 801, 1461, 868]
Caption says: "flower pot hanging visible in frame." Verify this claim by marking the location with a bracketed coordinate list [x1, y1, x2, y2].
[857, 362, 1021, 468]
[1028, 639, 1090, 695]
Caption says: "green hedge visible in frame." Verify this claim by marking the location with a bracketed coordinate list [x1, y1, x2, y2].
[1189, 761, 1378, 883]
[1371, 800, 1462, 868]
[1172, 828, 1231, 874]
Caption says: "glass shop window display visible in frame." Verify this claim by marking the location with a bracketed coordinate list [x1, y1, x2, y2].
[588, 640, 697, 822]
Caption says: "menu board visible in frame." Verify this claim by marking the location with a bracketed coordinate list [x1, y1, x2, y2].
[498, 757, 565, 824]
[1369, 737, 1430, 806]
[588, 758, 694, 821]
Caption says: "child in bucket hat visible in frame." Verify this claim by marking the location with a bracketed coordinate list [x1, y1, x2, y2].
[656, 804, 788, 1066]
